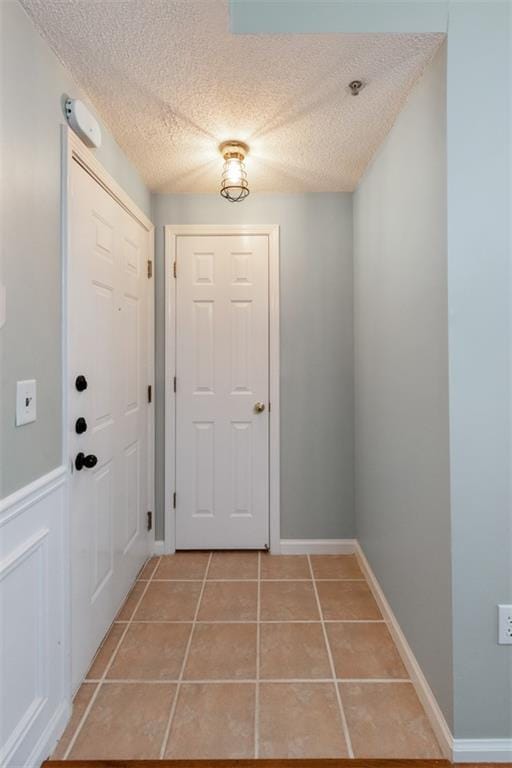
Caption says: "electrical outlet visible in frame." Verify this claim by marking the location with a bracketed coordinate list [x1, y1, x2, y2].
[498, 604, 512, 645]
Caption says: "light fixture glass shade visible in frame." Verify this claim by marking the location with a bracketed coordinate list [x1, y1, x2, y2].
[219, 141, 250, 202]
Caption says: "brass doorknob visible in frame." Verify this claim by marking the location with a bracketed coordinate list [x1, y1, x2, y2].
[254, 402, 266, 413]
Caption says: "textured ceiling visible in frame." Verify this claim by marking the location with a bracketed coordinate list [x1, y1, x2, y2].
[21, 0, 443, 193]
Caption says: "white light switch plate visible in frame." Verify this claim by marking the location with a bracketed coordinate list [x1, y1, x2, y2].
[16, 380, 37, 426]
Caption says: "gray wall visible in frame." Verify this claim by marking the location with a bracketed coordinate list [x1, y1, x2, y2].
[353, 45, 453, 727]
[446, 1, 511, 739]
[230, 0, 512, 741]
[0, 0, 151, 498]
[151, 193, 354, 542]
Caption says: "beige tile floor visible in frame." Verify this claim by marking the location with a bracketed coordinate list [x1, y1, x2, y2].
[53, 552, 442, 761]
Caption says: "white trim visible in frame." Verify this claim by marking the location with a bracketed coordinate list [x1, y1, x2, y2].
[59, 126, 73, 729]
[63, 127, 152, 233]
[354, 542, 453, 760]
[164, 225, 176, 555]
[164, 224, 280, 554]
[267, 225, 280, 555]
[0, 466, 66, 518]
[452, 739, 512, 763]
[0, 468, 68, 768]
[153, 540, 166, 556]
[146, 216, 156, 548]
[25, 701, 71, 768]
[280, 539, 357, 555]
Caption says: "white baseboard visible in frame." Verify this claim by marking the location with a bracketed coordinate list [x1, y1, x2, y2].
[154, 539, 357, 556]
[280, 538, 356, 555]
[354, 542, 453, 761]
[153, 539, 166, 555]
[26, 700, 71, 768]
[453, 739, 512, 762]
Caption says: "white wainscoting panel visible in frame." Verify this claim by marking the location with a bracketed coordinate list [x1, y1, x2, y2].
[0, 467, 69, 768]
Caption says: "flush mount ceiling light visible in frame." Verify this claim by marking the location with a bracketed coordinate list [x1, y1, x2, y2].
[219, 140, 250, 202]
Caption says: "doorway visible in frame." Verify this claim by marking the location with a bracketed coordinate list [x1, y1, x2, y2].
[164, 225, 280, 553]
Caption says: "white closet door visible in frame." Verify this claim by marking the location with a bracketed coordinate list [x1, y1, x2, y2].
[175, 234, 269, 550]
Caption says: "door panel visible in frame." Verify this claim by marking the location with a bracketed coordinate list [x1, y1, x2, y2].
[194, 301, 215, 392]
[231, 421, 253, 517]
[231, 300, 252, 392]
[69, 160, 150, 691]
[193, 421, 215, 517]
[175, 234, 269, 550]
[123, 443, 140, 552]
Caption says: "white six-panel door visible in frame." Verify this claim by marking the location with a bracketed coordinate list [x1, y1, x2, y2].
[69, 159, 151, 691]
[175, 235, 269, 549]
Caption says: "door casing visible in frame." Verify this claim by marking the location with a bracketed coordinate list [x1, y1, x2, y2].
[164, 225, 280, 554]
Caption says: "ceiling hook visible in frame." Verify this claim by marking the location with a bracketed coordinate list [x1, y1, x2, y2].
[349, 80, 365, 96]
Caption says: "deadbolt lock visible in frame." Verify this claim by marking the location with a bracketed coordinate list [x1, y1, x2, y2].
[75, 375, 88, 392]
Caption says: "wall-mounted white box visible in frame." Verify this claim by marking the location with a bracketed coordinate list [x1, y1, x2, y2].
[16, 379, 37, 426]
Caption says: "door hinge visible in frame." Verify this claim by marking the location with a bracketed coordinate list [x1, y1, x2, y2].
[147, 384, 152, 403]
[173, 491, 177, 509]
[146, 511, 153, 531]
[173, 261, 177, 278]
[173, 376, 177, 393]
[147, 259, 153, 279]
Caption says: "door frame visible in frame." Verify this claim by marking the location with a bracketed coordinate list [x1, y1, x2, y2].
[61, 126, 155, 690]
[164, 224, 280, 554]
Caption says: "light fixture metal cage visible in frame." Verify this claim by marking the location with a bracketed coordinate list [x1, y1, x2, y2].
[219, 141, 250, 202]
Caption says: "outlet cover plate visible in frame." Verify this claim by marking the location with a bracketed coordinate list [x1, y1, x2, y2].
[498, 604, 512, 645]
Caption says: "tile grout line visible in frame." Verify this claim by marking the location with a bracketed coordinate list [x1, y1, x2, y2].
[159, 551, 213, 759]
[140, 578, 367, 583]
[307, 554, 354, 759]
[62, 555, 162, 759]
[254, 551, 261, 758]
[116, 618, 386, 624]
[83, 677, 412, 685]
[61, 554, 413, 761]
